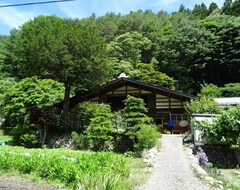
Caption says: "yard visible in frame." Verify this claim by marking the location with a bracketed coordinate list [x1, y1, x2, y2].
[0, 132, 148, 190]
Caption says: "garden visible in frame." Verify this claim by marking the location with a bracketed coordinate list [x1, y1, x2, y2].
[185, 91, 240, 190]
[0, 79, 159, 189]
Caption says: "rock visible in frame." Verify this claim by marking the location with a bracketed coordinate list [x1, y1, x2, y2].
[192, 164, 207, 175]
[216, 180, 223, 185]
[204, 176, 215, 185]
[218, 184, 224, 189]
[233, 171, 240, 177]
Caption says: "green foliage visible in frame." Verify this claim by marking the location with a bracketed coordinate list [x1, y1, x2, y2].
[72, 102, 114, 151]
[134, 63, 175, 89]
[222, 0, 240, 16]
[71, 131, 90, 150]
[0, 77, 16, 117]
[123, 95, 151, 128]
[77, 173, 120, 190]
[10, 124, 38, 148]
[200, 14, 240, 86]
[109, 32, 152, 66]
[185, 96, 220, 115]
[199, 106, 240, 149]
[20, 134, 38, 148]
[3, 77, 64, 126]
[0, 146, 129, 189]
[192, 3, 209, 19]
[87, 104, 114, 151]
[198, 83, 222, 98]
[123, 95, 153, 150]
[72, 101, 106, 128]
[220, 83, 240, 97]
[134, 124, 158, 152]
[0, 35, 10, 78]
[6, 15, 111, 119]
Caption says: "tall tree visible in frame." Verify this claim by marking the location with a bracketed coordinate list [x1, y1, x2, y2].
[209, 2, 219, 14]
[5, 15, 110, 122]
[192, 3, 209, 19]
[109, 32, 152, 66]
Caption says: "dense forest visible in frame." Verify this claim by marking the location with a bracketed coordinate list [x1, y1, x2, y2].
[0, 0, 240, 97]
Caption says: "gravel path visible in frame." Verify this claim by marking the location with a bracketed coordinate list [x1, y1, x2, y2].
[136, 135, 210, 190]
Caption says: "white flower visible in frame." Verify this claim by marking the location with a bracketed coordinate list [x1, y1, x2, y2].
[61, 155, 67, 159]
[24, 152, 31, 157]
[68, 157, 76, 162]
[38, 153, 46, 157]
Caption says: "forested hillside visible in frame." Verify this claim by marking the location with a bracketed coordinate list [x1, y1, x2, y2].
[0, 0, 240, 95]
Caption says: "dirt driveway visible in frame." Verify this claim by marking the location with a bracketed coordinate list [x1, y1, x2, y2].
[0, 176, 64, 190]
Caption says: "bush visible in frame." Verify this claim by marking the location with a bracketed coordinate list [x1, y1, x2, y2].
[71, 131, 90, 150]
[134, 124, 159, 152]
[220, 83, 240, 97]
[185, 96, 220, 115]
[11, 124, 38, 147]
[198, 83, 221, 98]
[72, 103, 114, 151]
[211, 105, 240, 149]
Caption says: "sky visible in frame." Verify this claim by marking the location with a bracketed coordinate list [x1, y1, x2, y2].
[0, 0, 225, 35]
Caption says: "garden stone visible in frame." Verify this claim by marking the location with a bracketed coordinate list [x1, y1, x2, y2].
[204, 176, 215, 185]
[216, 180, 223, 185]
[218, 184, 224, 189]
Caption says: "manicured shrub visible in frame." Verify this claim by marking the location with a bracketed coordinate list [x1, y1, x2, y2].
[11, 124, 38, 148]
[71, 131, 90, 150]
[72, 102, 114, 151]
[122, 95, 154, 151]
[134, 124, 159, 152]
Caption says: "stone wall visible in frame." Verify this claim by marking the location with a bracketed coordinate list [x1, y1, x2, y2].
[194, 144, 239, 168]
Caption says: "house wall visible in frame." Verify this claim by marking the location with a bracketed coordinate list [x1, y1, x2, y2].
[88, 85, 189, 127]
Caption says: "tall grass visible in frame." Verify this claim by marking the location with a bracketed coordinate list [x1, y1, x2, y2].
[0, 146, 129, 189]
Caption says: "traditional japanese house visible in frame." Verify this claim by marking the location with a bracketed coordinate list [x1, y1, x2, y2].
[65, 76, 197, 131]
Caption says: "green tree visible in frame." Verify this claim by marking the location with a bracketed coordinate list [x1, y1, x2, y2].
[192, 3, 209, 19]
[5, 15, 110, 122]
[109, 32, 152, 67]
[87, 104, 114, 151]
[220, 83, 240, 97]
[222, 0, 233, 15]
[0, 77, 16, 117]
[185, 96, 220, 115]
[198, 83, 221, 98]
[123, 95, 152, 150]
[156, 18, 212, 92]
[201, 14, 240, 86]
[209, 2, 219, 14]
[222, 0, 240, 16]
[0, 35, 9, 78]
[134, 63, 175, 89]
[3, 77, 64, 126]
[71, 102, 114, 151]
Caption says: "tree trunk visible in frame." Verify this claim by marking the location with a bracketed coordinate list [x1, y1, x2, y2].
[63, 79, 71, 126]
[41, 124, 47, 148]
[236, 149, 240, 164]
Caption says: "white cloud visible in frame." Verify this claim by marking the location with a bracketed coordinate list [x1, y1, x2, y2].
[153, 0, 178, 6]
[57, 1, 87, 18]
[0, 3, 39, 31]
